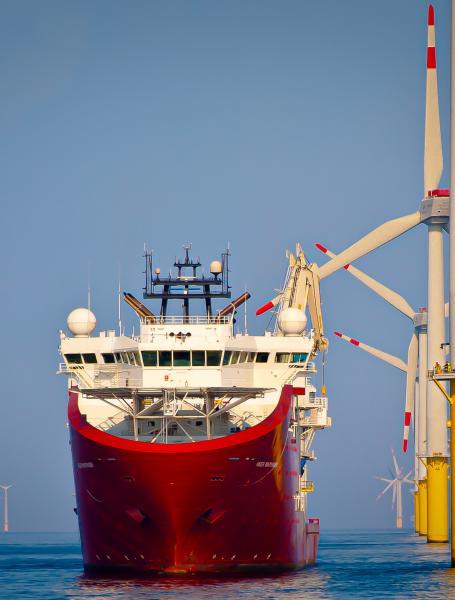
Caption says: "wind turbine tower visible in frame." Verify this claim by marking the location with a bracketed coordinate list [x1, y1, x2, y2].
[376, 450, 413, 529]
[0, 484, 13, 533]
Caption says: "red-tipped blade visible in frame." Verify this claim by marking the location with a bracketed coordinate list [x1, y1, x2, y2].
[256, 300, 274, 316]
[402, 411, 411, 454]
[424, 2, 443, 194]
[315, 243, 350, 269]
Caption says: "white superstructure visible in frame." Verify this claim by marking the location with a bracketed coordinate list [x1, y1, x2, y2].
[59, 246, 331, 497]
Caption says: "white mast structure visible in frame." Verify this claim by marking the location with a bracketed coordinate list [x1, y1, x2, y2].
[316, 243, 428, 535]
[313, 4, 449, 543]
[376, 450, 413, 529]
[0, 484, 13, 533]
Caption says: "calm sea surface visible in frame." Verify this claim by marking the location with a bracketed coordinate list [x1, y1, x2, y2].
[1, 530, 455, 599]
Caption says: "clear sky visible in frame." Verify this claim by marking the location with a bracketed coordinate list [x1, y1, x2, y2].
[0, 0, 451, 531]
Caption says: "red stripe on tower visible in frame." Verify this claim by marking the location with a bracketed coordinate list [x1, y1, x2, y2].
[427, 47, 436, 69]
[350, 338, 360, 347]
[404, 411, 411, 427]
[403, 438, 408, 453]
[428, 4, 434, 26]
[315, 243, 328, 254]
[334, 331, 342, 338]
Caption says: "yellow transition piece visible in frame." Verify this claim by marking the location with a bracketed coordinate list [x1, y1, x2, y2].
[427, 457, 448, 543]
[418, 479, 427, 536]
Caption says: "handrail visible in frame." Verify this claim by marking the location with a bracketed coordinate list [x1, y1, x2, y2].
[300, 480, 315, 492]
[141, 315, 232, 325]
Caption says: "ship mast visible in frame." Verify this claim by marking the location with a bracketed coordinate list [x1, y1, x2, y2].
[143, 245, 231, 318]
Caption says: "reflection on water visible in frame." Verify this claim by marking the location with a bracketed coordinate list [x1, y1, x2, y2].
[0, 530, 454, 599]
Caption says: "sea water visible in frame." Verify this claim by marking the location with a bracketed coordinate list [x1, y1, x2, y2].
[0, 530, 454, 599]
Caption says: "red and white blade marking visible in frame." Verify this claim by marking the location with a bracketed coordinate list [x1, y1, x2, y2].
[333, 331, 407, 372]
[424, 4, 443, 194]
[403, 410, 411, 453]
[315, 244, 350, 269]
[334, 331, 359, 346]
[256, 295, 281, 316]
[316, 243, 415, 320]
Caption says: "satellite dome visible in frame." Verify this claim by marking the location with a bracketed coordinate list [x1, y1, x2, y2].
[67, 308, 96, 337]
[278, 308, 307, 336]
[210, 260, 222, 275]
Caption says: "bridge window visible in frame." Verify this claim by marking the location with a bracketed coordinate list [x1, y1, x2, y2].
[192, 351, 205, 367]
[102, 353, 115, 364]
[247, 352, 256, 362]
[141, 351, 157, 367]
[65, 353, 82, 364]
[255, 352, 269, 363]
[291, 353, 308, 363]
[115, 352, 122, 362]
[222, 351, 232, 365]
[275, 353, 291, 363]
[231, 351, 240, 365]
[159, 351, 172, 367]
[207, 351, 222, 366]
[174, 351, 190, 366]
[128, 352, 137, 365]
[133, 351, 141, 366]
[82, 353, 97, 364]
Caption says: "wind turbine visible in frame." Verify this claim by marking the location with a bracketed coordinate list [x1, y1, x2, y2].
[316, 243, 428, 535]
[0, 484, 13, 533]
[376, 449, 413, 529]
[309, 5, 449, 543]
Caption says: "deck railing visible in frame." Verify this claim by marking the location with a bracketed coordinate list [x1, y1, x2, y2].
[141, 315, 232, 325]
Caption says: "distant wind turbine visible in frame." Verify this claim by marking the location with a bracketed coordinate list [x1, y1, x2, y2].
[376, 450, 413, 529]
[0, 484, 14, 532]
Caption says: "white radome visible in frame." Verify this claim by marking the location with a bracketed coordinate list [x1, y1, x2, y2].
[67, 308, 96, 337]
[278, 308, 307, 336]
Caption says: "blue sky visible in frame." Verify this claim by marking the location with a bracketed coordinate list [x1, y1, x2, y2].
[0, 0, 451, 531]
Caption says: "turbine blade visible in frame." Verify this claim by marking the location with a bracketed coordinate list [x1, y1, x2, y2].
[403, 332, 418, 453]
[391, 448, 401, 478]
[375, 477, 393, 483]
[403, 470, 414, 484]
[334, 331, 407, 371]
[315, 244, 415, 319]
[376, 479, 395, 500]
[256, 294, 281, 316]
[424, 5, 443, 195]
[392, 482, 397, 508]
[317, 212, 422, 280]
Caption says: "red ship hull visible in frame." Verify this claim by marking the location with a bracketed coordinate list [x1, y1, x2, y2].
[68, 385, 319, 573]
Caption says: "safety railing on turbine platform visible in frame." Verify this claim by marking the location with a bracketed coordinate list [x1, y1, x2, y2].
[300, 481, 315, 493]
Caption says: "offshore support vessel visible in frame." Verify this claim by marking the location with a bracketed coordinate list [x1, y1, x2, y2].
[58, 244, 331, 573]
